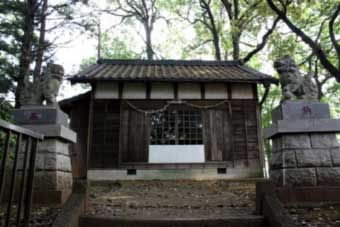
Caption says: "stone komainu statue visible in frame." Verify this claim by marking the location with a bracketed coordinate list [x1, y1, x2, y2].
[21, 63, 64, 107]
[274, 55, 318, 101]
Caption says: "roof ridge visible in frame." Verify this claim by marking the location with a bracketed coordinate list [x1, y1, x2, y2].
[69, 58, 278, 84]
[97, 58, 243, 66]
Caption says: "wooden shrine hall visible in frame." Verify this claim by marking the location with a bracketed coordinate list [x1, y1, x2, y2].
[60, 59, 277, 180]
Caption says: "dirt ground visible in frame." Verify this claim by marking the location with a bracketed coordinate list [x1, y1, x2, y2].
[287, 205, 340, 227]
[3, 180, 340, 226]
[86, 180, 257, 219]
[0, 205, 61, 227]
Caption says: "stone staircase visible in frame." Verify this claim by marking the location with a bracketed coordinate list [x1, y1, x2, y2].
[52, 180, 292, 227]
[78, 180, 268, 227]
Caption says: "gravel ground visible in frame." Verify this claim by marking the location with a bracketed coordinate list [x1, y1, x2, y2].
[3, 180, 340, 227]
[287, 205, 340, 227]
[0, 205, 61, 227]
[86, 180, 257, 219]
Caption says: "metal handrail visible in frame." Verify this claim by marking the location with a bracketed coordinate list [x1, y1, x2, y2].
[0, 120, 43, 140]
[0, 119, 44, 227]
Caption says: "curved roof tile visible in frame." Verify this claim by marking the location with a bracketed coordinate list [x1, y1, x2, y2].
[69, 59, 278, 84]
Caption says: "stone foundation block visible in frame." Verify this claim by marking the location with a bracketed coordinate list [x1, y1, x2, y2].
[284, 168, 317, 187]
[272, 137, 283, 152]
[12, 107, 69, 127]
[272, 100, 331, 122]
[233, 159, 261, 168]
[266, 101, 340, 188]
[24, 124, 77, 143]
[331, 148, 340, 166]
[33, 189, 71, 205]
[282, 134, 311, 149]
[270, 151, 296, 169]
[35, 153, 71, 172]
[310, 133, 340, 148]
[269, 170, 283, 186]
[296, 149, 332, 167]
[316, 167, 340, 186]
[270, 168, 317, 187]
[34, 171, 72, 191]
[38, 139, 70, 156]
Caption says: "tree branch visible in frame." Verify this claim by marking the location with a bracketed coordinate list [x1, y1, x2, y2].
[329, 5, 340, 67]
[266, 0, 340, 82]
[221, 0, 233, 20]
[242, 16, 280, 63]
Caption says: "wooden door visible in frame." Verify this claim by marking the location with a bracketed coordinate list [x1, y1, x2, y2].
[203, 108, 232, 161]
[120, 106, 150, 163]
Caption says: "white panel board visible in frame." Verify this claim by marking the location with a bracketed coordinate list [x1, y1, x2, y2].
[151, 83, 174, 99]
[178, 83, 201, 99]
[95, 82, 119, 99]
[149, 145, 205, 163]
[123, 83, 146, 99]
[205, 83, 228, 99]
[231, 84, 254, 99]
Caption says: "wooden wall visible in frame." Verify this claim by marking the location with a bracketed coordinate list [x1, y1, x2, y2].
[203, 106, 232, 161]
[86, 99, 261, 168]
[120, 103, 150, 163]
[230, 101, 260, 164]
[90, 100, 120, 168]
[203, 101, 259, 165]
[61, 97, 90, 178]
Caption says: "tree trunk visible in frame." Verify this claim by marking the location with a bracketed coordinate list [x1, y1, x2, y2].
[33, 0, 48, 83]
[232, 33, 240, 60]
[144, 23, 154, 60]
[317, 83, 323, 100]
[97, 18, 101, 59]
[201, 0, 221, 61]
[213, 34, 221, 61]
[15, 0, 36, 108]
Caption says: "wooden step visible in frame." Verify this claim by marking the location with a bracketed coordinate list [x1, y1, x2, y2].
[79, 215, 266, 227]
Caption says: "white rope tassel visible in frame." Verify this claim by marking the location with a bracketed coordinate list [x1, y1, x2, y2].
[124, 99, 230, 114]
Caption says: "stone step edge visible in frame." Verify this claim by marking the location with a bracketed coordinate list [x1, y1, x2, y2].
[80, 215, 265, 222]
[79, 215, 265, 227]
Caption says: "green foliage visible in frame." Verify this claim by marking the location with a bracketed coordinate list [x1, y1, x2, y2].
[0, 0, 93, 105]
[80, 32, 140, 70]
[0, 1, 25, 95]
[258, 84, 281, 158]
[0, 98, 13, 160]
[324, 82, 340, 118]
[100, 34, 139, 59]
[0, 99, 12, 122]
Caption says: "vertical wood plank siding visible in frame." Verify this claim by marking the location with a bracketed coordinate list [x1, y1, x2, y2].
[203, 107, 232, 161]
[90, 100, 120, 168]
[120, 102, 150, 163]
[69, 99, 90, 177]
[87, 99, 260, 168]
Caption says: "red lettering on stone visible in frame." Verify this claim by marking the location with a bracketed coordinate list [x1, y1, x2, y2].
[302, 106, 312, 115]
[29, 112, 39, 120]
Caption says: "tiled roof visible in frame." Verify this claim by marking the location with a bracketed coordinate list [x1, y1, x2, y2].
[69, 59, 278, 84]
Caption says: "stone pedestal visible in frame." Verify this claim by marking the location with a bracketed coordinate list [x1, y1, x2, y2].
[12, 106, 76, 204]
[265, 101, 340, 187]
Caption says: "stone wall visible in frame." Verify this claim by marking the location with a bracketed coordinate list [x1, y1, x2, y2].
[270, 133, 340, 186]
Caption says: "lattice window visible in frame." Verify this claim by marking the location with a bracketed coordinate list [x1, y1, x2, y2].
[150, 108, 203, 145]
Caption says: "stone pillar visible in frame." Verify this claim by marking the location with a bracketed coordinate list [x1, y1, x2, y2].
[265, 100, 340, 187]
[12, 106, 76, 204]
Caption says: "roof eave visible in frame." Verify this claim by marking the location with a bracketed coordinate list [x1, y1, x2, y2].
[69, 77, 277, 84]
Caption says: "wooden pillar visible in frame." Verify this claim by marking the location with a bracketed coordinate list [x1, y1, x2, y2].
[86, 84, 95, 176]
